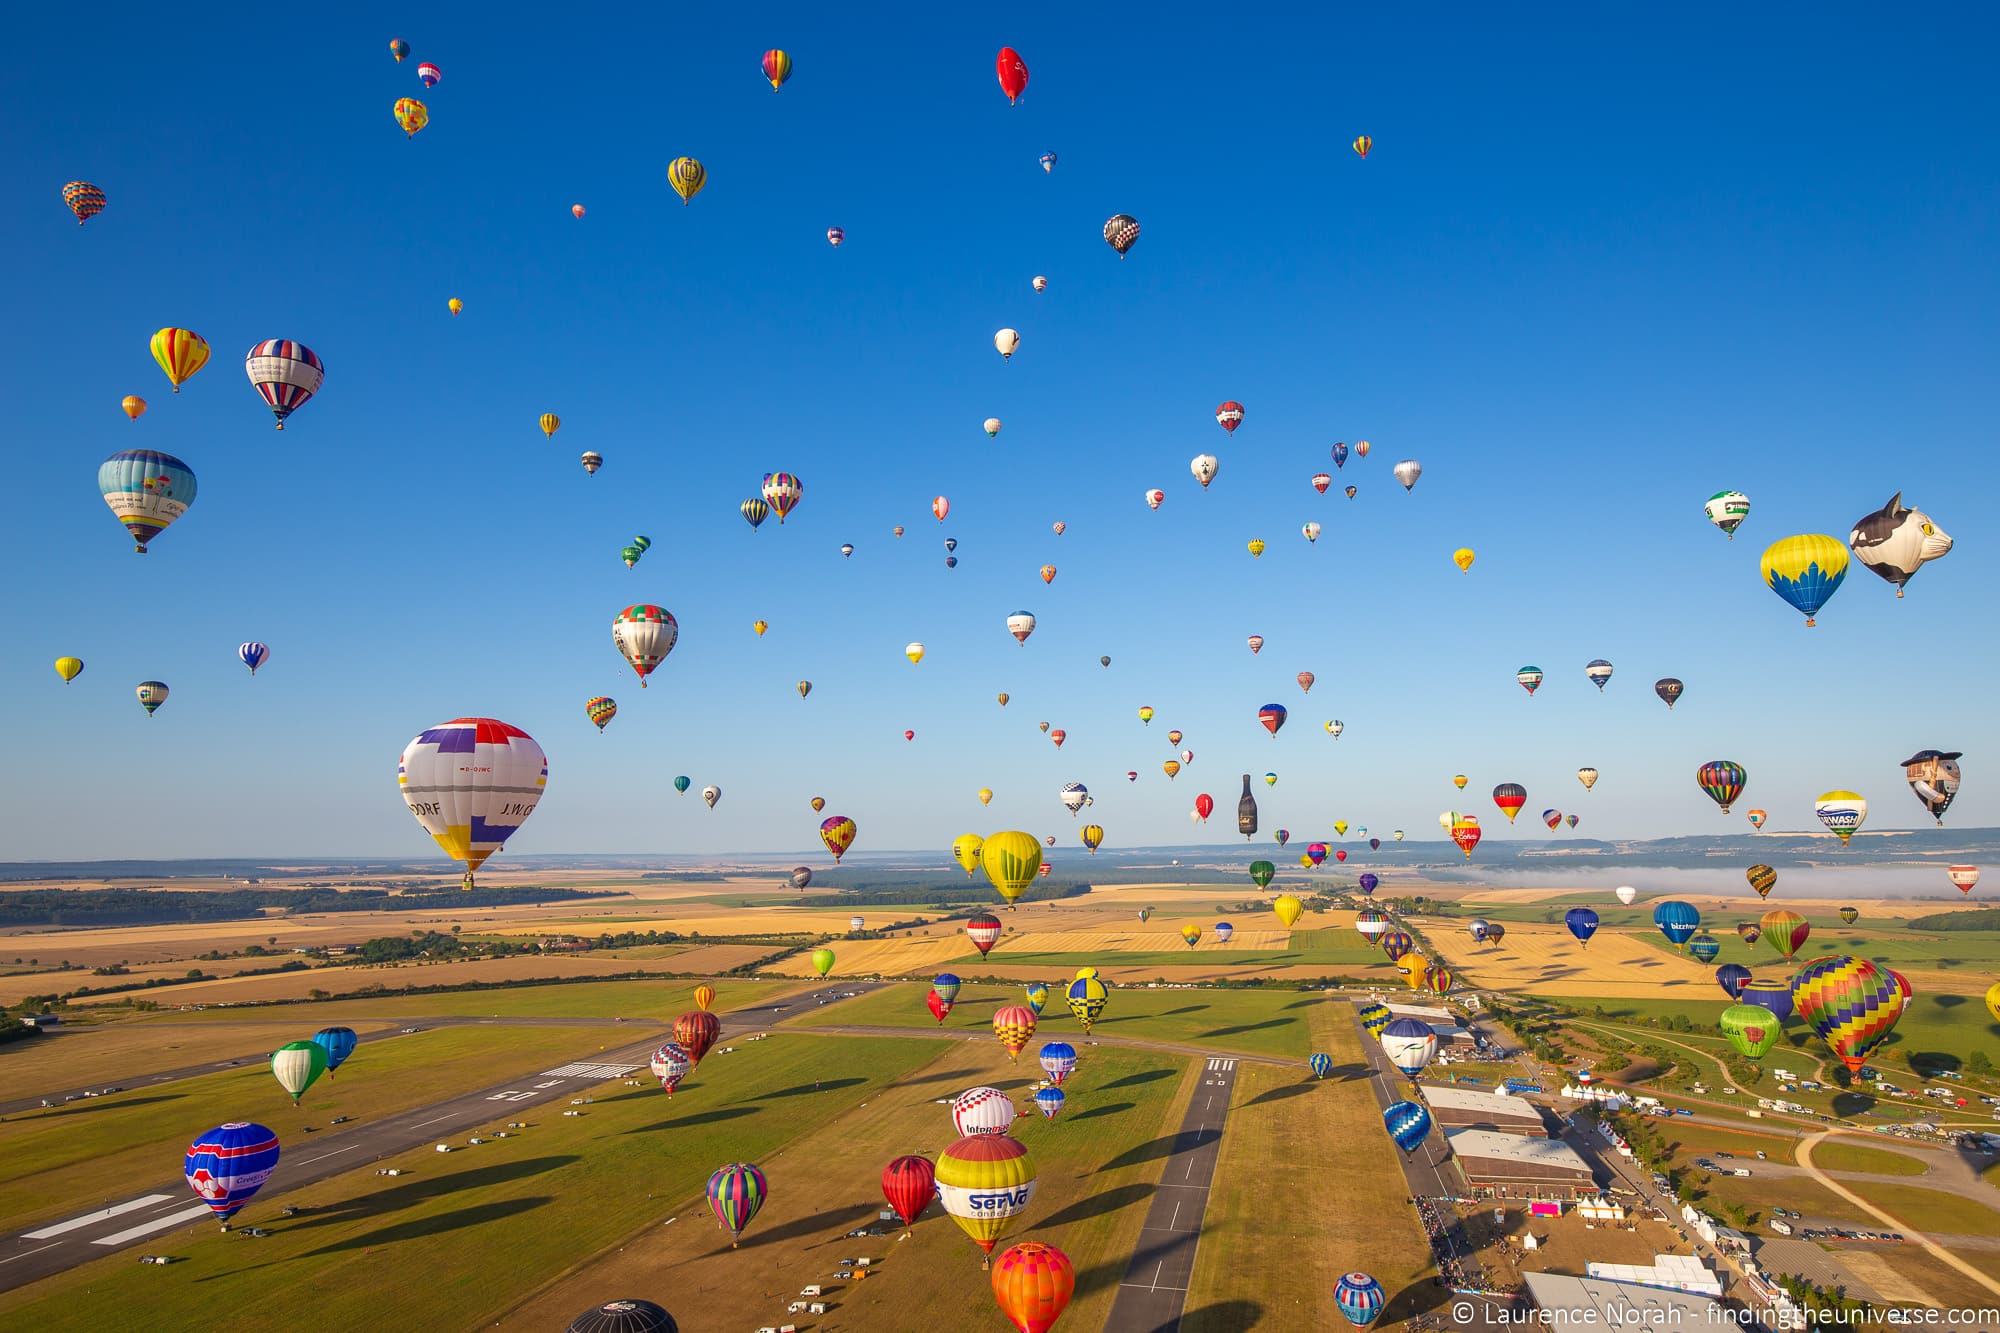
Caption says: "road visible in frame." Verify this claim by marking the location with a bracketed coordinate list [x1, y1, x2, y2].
[1795, 1129, 2000, 1298]
[0, 988, 830, 1293]
[1101, 1055, 1238, 1333]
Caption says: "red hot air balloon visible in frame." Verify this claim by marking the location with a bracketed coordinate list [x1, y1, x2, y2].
[675, 1010, 720, 1066]
[1215, 401, 1244, 434]
[1335, 849, 1348, 862]
[1049, 729, 1066, 748]
[966, 911, 1004, 956]
[882, 1154, 937, 1230]
[1492, 783, 1527, 823]
[1297, 672, 1315, 693]
[904, 729, 916, 741]
[996, 48, 1029, 104]
[1194, 793, 1215, 822]
[933, 495, 950, 522]
[927, 989, 952, 1024]
[1312, 473, 1333, 494]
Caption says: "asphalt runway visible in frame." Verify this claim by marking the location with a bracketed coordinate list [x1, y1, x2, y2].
[1102, 1055, 1239, 1333]
[0, 988, 833, 1293]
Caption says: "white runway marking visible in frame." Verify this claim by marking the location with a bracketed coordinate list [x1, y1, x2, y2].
[0, 1244, 62, 1266]
[23, 1195, 175, 1239]
[93, 1203, 214, 1246]
[539, 1062, 641, 1079]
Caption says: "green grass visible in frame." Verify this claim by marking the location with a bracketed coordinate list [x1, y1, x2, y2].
[0, 1034, 944, 1332]
[1853, 1183, 2000, 1237]
[789, 981, 1320, 1059]
[0, 1023, 627, 1234]
[1808, 1140, 1930, 1176]
[123, 977, 796, 1023]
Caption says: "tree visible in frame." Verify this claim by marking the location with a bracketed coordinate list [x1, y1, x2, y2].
[1968, 1050, 1993, 1076]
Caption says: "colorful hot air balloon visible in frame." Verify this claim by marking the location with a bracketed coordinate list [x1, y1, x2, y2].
[63, 180, 108, 225]
[1577, 767, 1599, 791]
[271, 1040, 327, 1104]
[1336, 1272, 1386, 1328]
[1760, 908, 1809, 959]
[1450, 815, 1482, 858]
[1815, 790, 1867, 844]
[417, 60, 441, 88]
[1747, 864, 1777, 898]
[1215, 401, 1245, 434]
[1065, 975, 1108, 1032]
[1900, 750, 1962, 824]
[882, 1155, 937, 1231]
[149, 327, 210, 393]
[1179, 923, 1204, 949]
[650, 1041, 691, 1094]
[1715, 963, 1752, 1000]
[1384, 1100, 1433, 1156]
[928, 989, 953, 1024]
[1492, 783, 1527, 823]
[1312, 473, 1333, 494]
[1358, 1002, 1391, 1038]
[53, 656, 83, 683]
[393, 97, 429, 137]
[1839, 906, 1860, 926]
[1258, 703, 1288, 736]
[668, 157, 706, 205]
[585, 696, 617, 732]
[693, 983, 715, 1013]
[1542, 809, 1563, 830]
[1103, 213, 1140, 257]
[938, 1134, 1036, 1268]
[1515, 666, 1545, 695]
[966, 911, 1004, 955]
[613, 605, 678, 685]
[1351, 135, 1373, 159]
[1191, 454, 1219, 488]
[981, 831, 1042, 905]
[1008, 611, 1037, 643]
[1564, 908, 1600, 946]
[1037, 1040, 1076, 1085]
[950, 1083, 1009, 1133]
[1024, 983, 1049, 1016]
[1761, 534, 1849, 626]
[99, 448, 198, 556]
[1720, 1003, 1781, 1060]
[1379, 931, 1414, 962]
[1585, 659, 1614, 691]
[992, 1005, 1037, 1061]
[819, 814, 857, 861]
[1652, 900, 1701, 951]
[761, 48, 792, 91]
[1697, 760, 1747, 813]
[1793, 955, 1903, 1074]
[1688, 931, 1721, 964]
[1746, 809, 1766, 829]
[185, 1122, 280, 1227]
[398, 718, 547, 890]
[706, 1163, 767, 1246]
[1146, 488, 1165, 510]
[760, 472, 803, 523]
[1705, 491, 1751, 539]
[1737, 922, 1762, 946]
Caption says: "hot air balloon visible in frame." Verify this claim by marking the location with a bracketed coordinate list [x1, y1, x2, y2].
[991, 1241, 1073, 1333]
[1452, 547, 1476, 572]
[186, 1123, 280, 1228]
[1793, 956, 1903, 1074]
[1715, 964, 1752, 1000]
[1688, 931, 1721, 964]
[1492, 783, 1527, 823]
[1025, 983, 1050, 1016]
[1312, 473, 1333, 494]
[1358, 1002, 1391, 1037]
[1577, 768, 1599, 791]
[54, 656, 83, 683]
[416, 60, 441, 88]
[538, 413, 562, 439]
[1585, 659, 1614, 691]
[1191, 454, 1219, 488]
[63, 179, 107, 224]
[992, 1004, 1038, 1062]
[740, 498, 769, 530]
[1948, 865, 1980, 894]
[1103, 213, 1140, 257]
[393, 97, 428, 137]
[1384, 1100, 1432, 1156]
[1179, 923, 1204, 950]
[1305, 842, 1328, 866]
[1542, 809, 1562, 830]
[1163, 760, 1181, 780]
[1355, 910, 1388, 939]
[701, 785, 720, 809]
[1815, 790, 1867, 844]
[979, 788, 994, 805]
[1066, 974, 1108, 1032]
[1351, 133, 1374, 159]
[1652, 901, 1700, 951]
[650, 1041, 691, 1094]
[938, 1132, 1036, 1269]
[1651, 679, 1686, 711]
[1345, 485, 1358, 499]
[928, 989, 953, 1024]
[1720, 1004, 1781, 1060]
[1379, 931, 1414, 962]
[966, 911, 1004, 956]
[609, 605, 678, 687]
[1335, 1272, 1386, 1328]
[1697, 490, 1752, 541]
[1564, 908, 1600, 946]
[585, 696, 617, 732]
[1450, 815, 1482, 858]
[905, 642, 925, 664]
[759, 472, 803, 523]
[579, 450, 602, 474]
[882, 1155, 937, 1233]
[1565, 814, 1580, 830]
[1258, 704, 1288, 736]
[1393, 460, 1421, 491]
[1760, 909, 1809, 959]
[1379, 1018, 1437, 1078]
[1697, 760, 1747, 813]
[1740, 975, 1794, 1024]
[819, 814, 857, 861]
[981, 831, 1042, 905]
[1192, 793, 1215, 823]
[1146, 489, 1165, 510]
[1615, 886, 1638, 906]
[1839, 906, 1860, 926]
[1247, 538, 1266, 558]
[1737, 923, 1762, 946]
[793, 867, 815, 890]
[761, 49, 792, 91]
[1008, 611, 1037, 644]
[1249, 860, 1275, 889]
[1761, 534, 1849, 626]
[99, 448, 197, 554]
[668, 157, 706, 205]
[149, 327, 211, 394]
[272, 1040, 327, 1104]
[752, 619, 769, 638]
[993, 327, 1021, 361]
[1742, 864, 1777, 898]
[1216, 401, 1245, 434]
[706, 1163, 767, 1246]
[571, 204, 585, 219]
[1515, 666, 1545, 695]
[1851, 494, 1953, 597]
[397, 718, 545, 890]
[995, 46, 1029, 103]
[121, 394, 146, 420]
[1900, 750, 1962, 824]
[1081, 824, 1103, 852]
[797, 680, 812, 699]
[676, 776, 692, 794]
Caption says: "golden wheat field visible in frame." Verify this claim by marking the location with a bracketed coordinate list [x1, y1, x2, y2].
[1416, 918, 1719, 997]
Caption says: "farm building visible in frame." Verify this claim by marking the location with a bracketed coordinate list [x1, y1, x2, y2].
[1447, 1129, 1597, 1196]
[1420, 1084, 1552, 1135]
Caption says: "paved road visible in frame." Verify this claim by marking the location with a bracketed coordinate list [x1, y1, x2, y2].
[1796, 1129, 2000, 1298]
[0, 988, 834, 1293]
[791, 1022, 1295, 1069]
[0, 1015, 635, 1117]
[1102, 1055, 1238, 1333]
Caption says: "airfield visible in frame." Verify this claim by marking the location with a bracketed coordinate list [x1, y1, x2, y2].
[3, 867, 1999, 1329]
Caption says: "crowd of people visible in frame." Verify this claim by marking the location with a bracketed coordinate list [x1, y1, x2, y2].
[1414, 1194, 1488, 1291]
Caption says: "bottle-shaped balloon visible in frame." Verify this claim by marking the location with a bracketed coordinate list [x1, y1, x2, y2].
[1237, 774, 1259, 839]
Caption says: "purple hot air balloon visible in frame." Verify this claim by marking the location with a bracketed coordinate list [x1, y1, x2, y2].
[1357, 873, 1379, 895]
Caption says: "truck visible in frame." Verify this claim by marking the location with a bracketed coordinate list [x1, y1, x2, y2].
[1770, 1219, 1793, 1236]
[799, 1286, 823, 1298]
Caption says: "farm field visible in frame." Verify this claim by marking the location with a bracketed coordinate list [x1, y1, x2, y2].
[0, 1018, 401, 1100]
[788, 981, 1322, 1061]
[1420, 919, 1719, 997]
[505, 1042, 1196, 1331]
[0, 1034, 946, 1332]
[120, 977, 797, 1024]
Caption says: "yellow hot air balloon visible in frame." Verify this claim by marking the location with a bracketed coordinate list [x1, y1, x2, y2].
[905, 641, 925, 664]
[1988, 980, 2000, 1026]
[1163, 760, 1181, 780]
[1334, 820, 1349, 837]
[936, 1134, 1037, 1266]
[752, 619, 768, 637]
[1452, 547, 1476, 572]
[393, 96, 429, 137]
[1298, 853, 1313, 867]
[447, 297, 463, 317]
[54, 656, 84, 683]
[149, 328, 210, 393]
[1453, 774, 1468, 790]
[1081, 824, 1104, 853]
[1760, 533, 1850, 627]
[1353, 134, 1372, 159]
[121, 395, 147, 421]
[978, 787, 994, 806]
[1247, 539, 1266, 558]
[539, 413, 561, 438]
[1138, 706, 1154, 724]
[1398, 951, 1429, 989]
[980, 831, 1043, 906]
[1577, 767, 1599, 790]
[953, 833, 985, 877]
[1273, 894, 1303, 928]
[693, 983, 715, 1012]
[668, 156, 706, 206]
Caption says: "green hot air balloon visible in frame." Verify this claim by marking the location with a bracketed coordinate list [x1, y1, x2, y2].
[674, 776, 691, 794]
[1248, 860, 1275, 890]
[810, 947, 835, 977]
[272, 1040, 328, 1104]
[1720, 1003, 1781, 1060]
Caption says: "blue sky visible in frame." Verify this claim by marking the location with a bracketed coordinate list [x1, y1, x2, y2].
[4, 6, 1996, 860]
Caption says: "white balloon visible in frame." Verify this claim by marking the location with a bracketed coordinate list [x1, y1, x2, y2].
[398, 718, 548, 889]
[1393, 459, 1422, 491]
[1190, 454, 1219, 488]
[1615, 885, 1637, 905]
[994, 328, 1021, 359]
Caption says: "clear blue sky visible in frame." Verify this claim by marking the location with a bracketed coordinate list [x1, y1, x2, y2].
[5, 5, 1995, 860]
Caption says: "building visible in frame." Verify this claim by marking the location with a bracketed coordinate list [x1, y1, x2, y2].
[1522, 1272, 1725, 1327]
[1420, 1083, 1552, 1135]
[1560, 1083, 1629, 1108]
[1385, 1002, 1479, 1046]
[1578, 1195, 1627, 1221]
[538, 936, 592, 952]
[1585, 1253, 1724, 1298]
[1680, 1204, 1750, 1254]
[1446, 1129, 1598, 1196]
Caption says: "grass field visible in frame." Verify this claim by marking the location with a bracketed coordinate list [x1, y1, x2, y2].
[0, 1033, 947, 1332]
[1182, 990, 1432, 1329]
[1841, 1183, 2000, 1237]
[121, 977, 797, 1024]
[1807, 1140, 1932, 1176]
[0, 1023, 629, 1234]
[0, 1018, 398, 1098]
[788, 981, 1320, 1061]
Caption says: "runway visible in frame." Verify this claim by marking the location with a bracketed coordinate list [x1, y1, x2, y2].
[0, 988, 833, 1293]
[1102, 1055, 1239, 1333]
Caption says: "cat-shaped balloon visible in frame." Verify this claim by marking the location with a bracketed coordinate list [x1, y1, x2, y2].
[1850, 493, 1952, 596]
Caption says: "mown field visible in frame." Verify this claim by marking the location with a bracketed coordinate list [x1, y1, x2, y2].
[0, 1018, 399, 1098]
[788, 980, 1322, 1060]
[113, 977, 798, 1024]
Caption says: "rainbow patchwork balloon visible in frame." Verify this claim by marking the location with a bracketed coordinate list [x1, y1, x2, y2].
[1792, 955, 1903, 1074]
[706, 1162, 768, 1246]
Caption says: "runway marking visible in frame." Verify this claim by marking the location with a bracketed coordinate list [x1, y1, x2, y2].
[295, 1145, 358, 1167]
[23, 1195, 176, 1239]
[1170, 1200, 1183, 1229]
[0, 1244, 62, 1266]
[487, 1090, 535, 1102]
[539, 1062, 642, 1079]
[92, 1203, 214, 1246]
[411, 1113, 458, 1129]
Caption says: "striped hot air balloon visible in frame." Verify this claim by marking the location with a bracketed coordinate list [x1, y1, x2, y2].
[1759, 908, 1810, 960]
[1358, 1002, 1392, 1037]
[1336, 1272, 1386, 1327]
[185, 1122, 280, 1227]
[1792, 955, 1903, 1074]
[981, 831, 1042, 904]
[760, 472, 803, 522]
[1697, 760, 1747, 813]
[586, 696, 618, 732]
[937, 1133, 1037, 1262]
[1492, 783, 1527, 823]
[149, 327, 211, 392]
[244, 339, 324, 429]
[705, 1162, 767, 1246]
[1038, 1041, 1077, 1085]
[992, 1005, 1037, 1061]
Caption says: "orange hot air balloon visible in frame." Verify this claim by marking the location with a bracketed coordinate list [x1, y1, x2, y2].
[1050, 730, 1066, 748]
[993, 1241, 1075, 1333]
[992, 1004, 1037, 1061]
[1352, 134, 1372, 159]
[1163, 760, 1181, 780]
[933, 496, 950, 522]
[121, 395, 147, 420]
[693, 984, 715, 1012]
[1040, 564, 1056, 584]
[1167, 730, 1184, 746]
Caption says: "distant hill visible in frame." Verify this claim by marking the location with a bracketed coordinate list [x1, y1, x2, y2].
[1906, 908, 2000, 932]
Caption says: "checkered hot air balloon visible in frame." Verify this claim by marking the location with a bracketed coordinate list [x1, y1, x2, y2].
[649, 1041, 691, 1094]
[1792, 955, 1903, 1074]
[62, 180, 106, 224]
[992, 1240, 1073, 1333]
[585, 696, 617, 732]
[244, 340, 324, 429]
[992, 1005, 1038, 1061]
[185, 1122, 280, 1227]
[760, 472, 802, 522]
[950, 1086, 1016, 1136]
[705, 1162, 767, 1246]
[1103, 213, 1140, 257]
[612, 604, 678, 685]
[1065, 974, 1107, 1032]
[396, 718, 547, 889]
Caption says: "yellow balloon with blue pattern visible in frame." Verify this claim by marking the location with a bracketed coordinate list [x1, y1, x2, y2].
[1761, 534, 1849, 626]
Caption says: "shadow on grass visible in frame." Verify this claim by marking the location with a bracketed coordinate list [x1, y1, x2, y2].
[1160, 1004, 1210, 1016]
[1067, 1100, 1134, 1123]
[282, 1156, 576, 1230]
[302, 1195, 552, 1255]
[625, 1105, 760, 1134]
[1180, 1300, 1269, 1331]
[728, 1202, 877, 1252]
[1036, 1182, 1152, 1229]
[1381, 1278, 1452, 1325]
[757, 1077, 865, 1100]
[1198, 1018, 1292, 1040]
[21, 1094, 182, 1120]
[1245, 1081, 1320, 1108]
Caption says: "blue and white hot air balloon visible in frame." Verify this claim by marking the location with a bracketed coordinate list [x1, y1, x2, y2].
[185, 1122, 280, 1227]
[238, 642, 270, 675]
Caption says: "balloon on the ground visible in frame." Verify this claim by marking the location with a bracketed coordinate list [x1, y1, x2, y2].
[1335, 1271, 1386, 1328]
[1384, 1100, 1432, 1155]
[705, 1162, 767, 1246]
